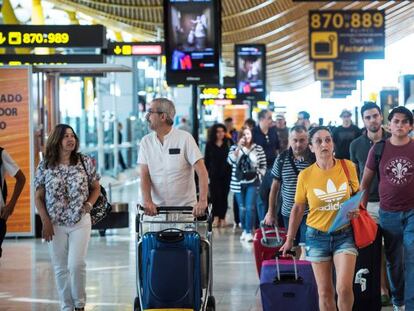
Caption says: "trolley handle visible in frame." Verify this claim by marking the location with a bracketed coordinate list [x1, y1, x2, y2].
[137, 204, 194, 213]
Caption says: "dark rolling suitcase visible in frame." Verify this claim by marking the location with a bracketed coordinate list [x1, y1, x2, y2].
[141, 229, 202, 310]
[353, 229, 382, 311]
[260, 251, 319, 311]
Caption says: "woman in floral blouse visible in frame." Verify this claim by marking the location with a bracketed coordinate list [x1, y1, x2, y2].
[34, 124, 101, 311]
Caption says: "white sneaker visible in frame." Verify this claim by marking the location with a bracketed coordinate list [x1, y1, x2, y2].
[393, 305, 405, 311]
[245, 233, 254, 242]
[240, 231, 246, 241]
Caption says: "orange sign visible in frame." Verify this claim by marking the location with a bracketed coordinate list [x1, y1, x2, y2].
[0, 67, 33, 235]
[223, 104, 249, 132]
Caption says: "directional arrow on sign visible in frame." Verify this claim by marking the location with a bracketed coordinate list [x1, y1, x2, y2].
[0, 33, 6, 45]
[114, 45, 122, 55]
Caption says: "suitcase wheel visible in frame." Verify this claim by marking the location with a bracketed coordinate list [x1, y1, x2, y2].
[134, 296, 141, 311]
[206, 295, 216, 311]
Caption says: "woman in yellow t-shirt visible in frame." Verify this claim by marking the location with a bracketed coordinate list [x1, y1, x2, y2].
[280, 126, 359, 311]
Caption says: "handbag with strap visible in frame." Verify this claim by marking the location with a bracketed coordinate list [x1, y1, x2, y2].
[79, 154, 112, 225]
[339, 159, 378, 248]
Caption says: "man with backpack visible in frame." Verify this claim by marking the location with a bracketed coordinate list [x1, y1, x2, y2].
[360, 106, 414, 311]
[0, 147, 26, 258]
[263, 125, 314, 258]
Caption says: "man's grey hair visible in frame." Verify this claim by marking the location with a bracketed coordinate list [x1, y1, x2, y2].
[152, 98, 176, 125]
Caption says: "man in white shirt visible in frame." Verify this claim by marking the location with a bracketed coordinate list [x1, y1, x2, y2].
[138, 98, 208, 217]
[0, 147, 26, 258]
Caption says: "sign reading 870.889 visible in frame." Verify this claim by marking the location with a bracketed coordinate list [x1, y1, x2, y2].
[309, 10, 385, 61]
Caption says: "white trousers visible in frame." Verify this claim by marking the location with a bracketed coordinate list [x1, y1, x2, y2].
[48, 214, 91, 311]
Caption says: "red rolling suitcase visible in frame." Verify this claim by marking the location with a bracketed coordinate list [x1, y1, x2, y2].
[253, 222, 286, 277]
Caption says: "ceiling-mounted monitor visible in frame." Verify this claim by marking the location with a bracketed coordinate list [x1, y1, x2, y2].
[235, 44, 266, 100]
[164, 0, 221, 85]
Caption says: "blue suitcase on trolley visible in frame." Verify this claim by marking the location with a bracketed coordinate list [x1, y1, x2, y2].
[260, 252, 318, 311]
[141, 229, 202, 310]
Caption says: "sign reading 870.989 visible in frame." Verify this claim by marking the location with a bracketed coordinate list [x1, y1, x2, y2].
[309, 10, 385, 61]
[0, 25, 106, 48]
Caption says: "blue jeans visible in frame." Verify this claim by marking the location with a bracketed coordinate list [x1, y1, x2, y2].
[379, 209, 414, 308]
[235, 184, 257, 234]
[282, 215, 307, 246]
[257, 169, 273, 222]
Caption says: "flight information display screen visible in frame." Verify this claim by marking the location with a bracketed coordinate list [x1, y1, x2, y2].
[235, 44, 266, 100]
[164, 0, 221, 85]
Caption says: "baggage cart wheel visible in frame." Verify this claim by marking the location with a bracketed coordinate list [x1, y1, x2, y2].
[99, 229, 106, 237]
[134, 296, 141, 311]
[206, 295, 215, 311]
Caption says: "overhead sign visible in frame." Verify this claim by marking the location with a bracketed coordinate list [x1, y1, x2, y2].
[314, 59, 364, 81]
[107, 42, 163, 56]
[0, 25, 106, 48]
[0, 54, 105, 65]
[309, 10, 385, 61]
[200, 87, 237, 105]
[321, 80, 356, 98]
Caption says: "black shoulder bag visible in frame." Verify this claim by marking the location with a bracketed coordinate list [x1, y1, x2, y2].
[79, 155, 112, 225]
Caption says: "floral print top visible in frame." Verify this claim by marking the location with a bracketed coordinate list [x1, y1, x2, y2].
[34, 154, 100, 226]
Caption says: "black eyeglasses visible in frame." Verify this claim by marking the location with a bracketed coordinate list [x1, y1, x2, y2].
[146, 109, 165, 115]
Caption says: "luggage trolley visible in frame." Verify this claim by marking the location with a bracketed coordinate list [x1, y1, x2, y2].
[134, 205, 216, 311]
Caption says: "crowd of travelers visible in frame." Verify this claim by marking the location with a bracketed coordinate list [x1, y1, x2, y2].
[204, 103, 414, 311]
[1, 97, 413, 311]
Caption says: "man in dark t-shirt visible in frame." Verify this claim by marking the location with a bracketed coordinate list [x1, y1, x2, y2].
[252, 109, 279, 221]
[333, 109, 361, 159]
[361, 106, 414, 310]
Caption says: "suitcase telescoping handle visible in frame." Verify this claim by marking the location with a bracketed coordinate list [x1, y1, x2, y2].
[260, 221, 283, 247]
[274, 250, 302, 284]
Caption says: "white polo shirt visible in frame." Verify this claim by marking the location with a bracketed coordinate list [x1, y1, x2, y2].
[1, 149, 20, 209]
[138, 128, 203, 207]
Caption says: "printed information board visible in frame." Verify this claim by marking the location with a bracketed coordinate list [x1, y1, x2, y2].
[321, 80, 356, 98]
[314, 59, 364, 81]
[309, 10, 385, 61]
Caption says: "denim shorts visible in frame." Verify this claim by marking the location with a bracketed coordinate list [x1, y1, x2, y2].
[305, 226, 358, 262]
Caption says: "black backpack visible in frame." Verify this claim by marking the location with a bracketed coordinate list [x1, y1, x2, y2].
[235, 149, 257, 181]
[0, 147, 7, 202]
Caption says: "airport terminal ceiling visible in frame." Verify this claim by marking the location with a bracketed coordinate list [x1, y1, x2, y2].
[28, 0, 414, 90]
